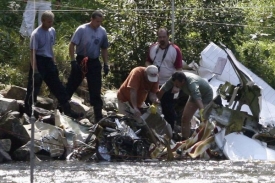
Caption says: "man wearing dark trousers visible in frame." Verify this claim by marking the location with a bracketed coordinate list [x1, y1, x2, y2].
[24, 11, 81, 118]
[66, 10, 109, 122]
[158, 72, 213, 140]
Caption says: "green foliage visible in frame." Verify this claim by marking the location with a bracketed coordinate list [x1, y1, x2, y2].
[0, 64, 25, 86]
[177, 0, 246, 61]
[99, 0, 247, 87]
[0, 0, 275, 90]
[238, 40, 275, 87]
[0, 1, 28, 87]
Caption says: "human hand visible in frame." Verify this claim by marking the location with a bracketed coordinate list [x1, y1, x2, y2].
[71, 60, 80, 71]
[199, 108, 205, 121]
[103, 64, 109, 76]
[54, 64, 59, 76]
[153, 99, 160, 105]
[149, 93, 159, 104]
[33, 72, 42, 87]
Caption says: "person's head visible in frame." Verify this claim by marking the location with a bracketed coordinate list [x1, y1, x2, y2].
[41, 11, 54, 29]
[145, 65, 159, 82]
[157, 27, 169, 48]
[171, 71, 186, 88]
[90, 10, 104, 29]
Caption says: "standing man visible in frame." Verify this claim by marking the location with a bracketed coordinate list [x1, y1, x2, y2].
[117, 65, 159, 117]
[157, 71, 213, 140]
[24, 11, 81, 118]
[145, 27, 183, 130]
[66, 10, 110, 122]
[20, 0, 61, 37]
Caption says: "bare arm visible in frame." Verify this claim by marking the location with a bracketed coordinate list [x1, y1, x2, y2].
[30, 49, 38, 71]
[195, 99, 204, 110]
[52, 47, 56, 63]
[101, 48, 108, 65]
[156, 89, 165, 100]
[130, 88, 138, 109]
[130, 88, 141, 117]
[149, 92, 158, 103]
[69, 42, 76, 60]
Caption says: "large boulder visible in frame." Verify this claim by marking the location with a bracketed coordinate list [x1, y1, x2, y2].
[0, 139, 12, 162]
[0, 98, 19, 115]
[36, 96, 54, 111]
[5, 86, 26, 100]
[22, 121, 68, 158]
[0, 111, 30, 153]
[103, 90, 118, 111]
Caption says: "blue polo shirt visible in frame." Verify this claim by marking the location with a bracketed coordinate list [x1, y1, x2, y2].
[30, 26, 55, 58]
[71, 23, 109, 59]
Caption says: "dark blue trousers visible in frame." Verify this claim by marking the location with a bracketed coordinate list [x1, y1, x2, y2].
[24, 55, 69, 112]
[65, 55, 103, 121]
[161, 88, 176, 130]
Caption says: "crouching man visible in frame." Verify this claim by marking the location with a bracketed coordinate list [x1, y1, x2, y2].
[117, 65, 159, 117]
[157, 71, 213, 140]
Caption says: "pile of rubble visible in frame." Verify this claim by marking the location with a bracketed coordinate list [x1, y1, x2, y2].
[0, 86, 177, 162]
[1, 42, 275, 163]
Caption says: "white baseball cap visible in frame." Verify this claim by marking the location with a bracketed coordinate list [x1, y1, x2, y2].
[145, 65, 158, 82]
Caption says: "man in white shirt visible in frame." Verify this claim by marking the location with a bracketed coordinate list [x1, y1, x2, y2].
[145, 27, 183, 130]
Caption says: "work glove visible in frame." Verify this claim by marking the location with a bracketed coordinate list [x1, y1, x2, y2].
[71, 60, 80, 71]
[199, 108, 205, 121]
[103, 63, 109, 77]
[33, 72, 42, 87]
[150, 104, 158, 114]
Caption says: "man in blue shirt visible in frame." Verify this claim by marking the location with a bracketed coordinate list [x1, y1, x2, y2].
[24, 11, 81, 119]
[66, 10, 110, 122]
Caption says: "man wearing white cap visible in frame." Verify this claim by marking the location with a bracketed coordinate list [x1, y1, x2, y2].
[117, 65, 159, 117]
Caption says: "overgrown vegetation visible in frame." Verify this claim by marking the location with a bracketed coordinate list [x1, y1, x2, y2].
[0, 0, 274, 90]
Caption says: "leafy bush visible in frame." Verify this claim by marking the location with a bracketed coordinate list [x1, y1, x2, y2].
[238, 40, 275, 88]
[0, 64, 26, 86]
[0, 0, 275, 90]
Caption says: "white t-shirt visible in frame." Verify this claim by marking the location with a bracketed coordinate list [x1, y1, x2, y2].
[147, 43, 183, 85]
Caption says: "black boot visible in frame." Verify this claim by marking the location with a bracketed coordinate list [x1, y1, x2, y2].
[61, 102, 83, 119]
[24, 104, 32, 117]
